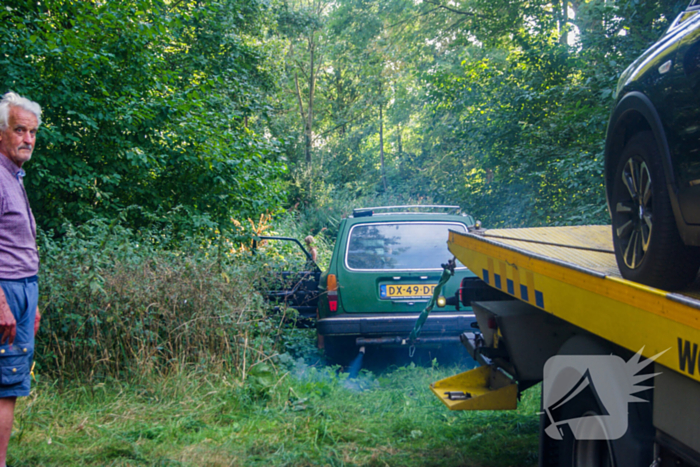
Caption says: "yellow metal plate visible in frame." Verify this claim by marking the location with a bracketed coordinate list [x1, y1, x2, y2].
[448, 226, 700, 384]
[482, 225, 620, 276]
[484, 225, 614, 253]
[430, 365, 518, 411]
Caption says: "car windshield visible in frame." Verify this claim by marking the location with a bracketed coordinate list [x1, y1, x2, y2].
[345, 222, 468, 271]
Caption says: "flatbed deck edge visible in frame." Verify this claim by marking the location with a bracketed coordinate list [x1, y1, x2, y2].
[448, 228, 700, 383]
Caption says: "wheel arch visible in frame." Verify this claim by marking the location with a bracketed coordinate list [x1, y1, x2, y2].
[555, 333, 622, 357]
[604, 91, 677, 216]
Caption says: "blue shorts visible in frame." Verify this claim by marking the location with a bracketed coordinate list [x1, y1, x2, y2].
[0, 277, 37, 398]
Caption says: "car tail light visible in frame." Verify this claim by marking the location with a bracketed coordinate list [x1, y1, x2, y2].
[327, 274, 338, 312]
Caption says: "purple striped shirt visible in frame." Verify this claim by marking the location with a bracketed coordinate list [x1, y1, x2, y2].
[0, 153, 38, 279]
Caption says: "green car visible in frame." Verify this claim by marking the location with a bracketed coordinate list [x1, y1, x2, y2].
[316, 205, 481, 364]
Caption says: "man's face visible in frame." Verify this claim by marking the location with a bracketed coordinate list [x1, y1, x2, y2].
[0, 106, 39, 168]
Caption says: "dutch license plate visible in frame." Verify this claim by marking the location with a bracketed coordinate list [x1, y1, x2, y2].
[380, 284, 436, 300]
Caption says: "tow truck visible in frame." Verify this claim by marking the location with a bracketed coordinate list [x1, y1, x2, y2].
[431, 224, 700, 467]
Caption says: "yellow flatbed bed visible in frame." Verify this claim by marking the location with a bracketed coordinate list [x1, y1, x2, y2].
[446, 225, 700, 384]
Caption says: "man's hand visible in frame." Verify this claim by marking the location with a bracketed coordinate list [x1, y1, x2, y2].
[0, 292, 15, 346]
[34, 306, 40, 335]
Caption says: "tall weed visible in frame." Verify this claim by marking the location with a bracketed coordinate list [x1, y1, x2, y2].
[36, 219, 286, 382]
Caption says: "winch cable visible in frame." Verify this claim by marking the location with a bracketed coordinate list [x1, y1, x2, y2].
[407, 258, 456, 345]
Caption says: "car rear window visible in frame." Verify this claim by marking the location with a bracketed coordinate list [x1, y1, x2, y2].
[345, 222, 468, 271]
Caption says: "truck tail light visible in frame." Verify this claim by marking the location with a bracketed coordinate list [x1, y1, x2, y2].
[327, 274, 338, 312]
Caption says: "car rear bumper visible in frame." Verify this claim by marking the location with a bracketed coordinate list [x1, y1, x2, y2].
[317, 311, 476, 337]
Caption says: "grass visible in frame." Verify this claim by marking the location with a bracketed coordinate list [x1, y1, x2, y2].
[26, 216, 541, 466]
[8, 357, 540, 467]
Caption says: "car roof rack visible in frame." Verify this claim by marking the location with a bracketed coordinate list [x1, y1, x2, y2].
[352, 205, 462, 217]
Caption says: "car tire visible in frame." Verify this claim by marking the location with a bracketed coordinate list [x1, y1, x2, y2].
[547, 391, 616, 467]
[539, 336, 655, 467]
[611, 131, 700, 289]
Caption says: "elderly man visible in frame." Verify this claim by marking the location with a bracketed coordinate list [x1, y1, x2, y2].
[0, 92, 42, 467]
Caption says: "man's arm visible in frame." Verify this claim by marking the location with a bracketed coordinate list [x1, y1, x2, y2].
[35, 306, 40, 335]
[0, 287, 16, 345]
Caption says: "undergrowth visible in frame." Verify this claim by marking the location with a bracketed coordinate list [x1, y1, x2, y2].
[36, 218, 315, 382]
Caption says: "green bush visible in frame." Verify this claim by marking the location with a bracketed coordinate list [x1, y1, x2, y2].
[1, 0, 286, 236]
[36, 219, 287, 382]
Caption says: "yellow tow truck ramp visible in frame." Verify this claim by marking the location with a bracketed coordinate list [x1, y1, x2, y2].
[431, 224, 700, 465]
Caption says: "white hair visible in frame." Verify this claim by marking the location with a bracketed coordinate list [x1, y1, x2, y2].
[0, 92, 42, 130]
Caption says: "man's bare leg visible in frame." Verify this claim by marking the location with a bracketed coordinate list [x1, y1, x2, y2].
[0, 397, 16, 467]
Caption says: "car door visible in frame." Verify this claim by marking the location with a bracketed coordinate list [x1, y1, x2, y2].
[667, 6, 700, 223]
[253, 236, 321, 324]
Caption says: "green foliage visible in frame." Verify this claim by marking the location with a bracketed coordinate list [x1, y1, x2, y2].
[245, 363, 277, 399]
[272, 0, 688, 228]
[36, 219, 289, 381]
[279, 328, 324, 364]
[409, 0, 681, 227]
[2, 0, 689, 233]
[1, 0, 286, 236]
[4, 0, 679, 234]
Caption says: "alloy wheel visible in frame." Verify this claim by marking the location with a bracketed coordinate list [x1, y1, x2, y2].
[615, 156, 653, 270]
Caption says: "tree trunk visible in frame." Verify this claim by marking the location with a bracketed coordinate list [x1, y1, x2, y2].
[305, 34, 316, 164]
[379, 104, 387, 191]
[291, 39, 311, 164]
[337, 65, 345, 135]
[397, 123, 402, 155]
[559, 0, 568, 45]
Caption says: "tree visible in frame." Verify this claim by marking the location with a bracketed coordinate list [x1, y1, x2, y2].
[0, 0, 287, 238]
[278, 0, 330, 165]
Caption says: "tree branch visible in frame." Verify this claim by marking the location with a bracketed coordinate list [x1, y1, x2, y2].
[422, 0, 487, 19]
[385, 6, 442, 29]
[288, 43, 307, 126]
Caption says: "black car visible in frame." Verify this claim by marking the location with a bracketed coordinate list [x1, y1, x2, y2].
[605, 0, 700, 289]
